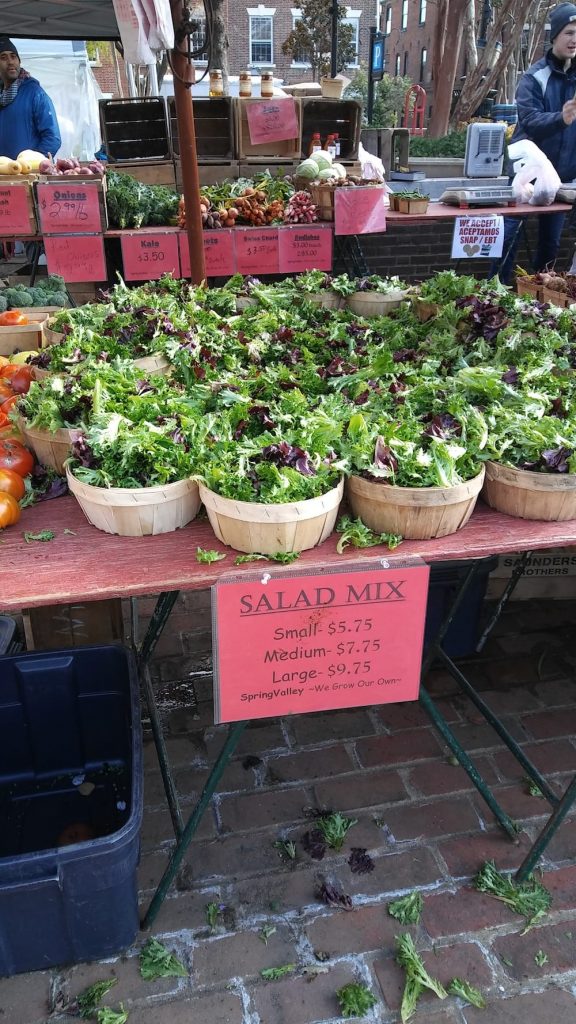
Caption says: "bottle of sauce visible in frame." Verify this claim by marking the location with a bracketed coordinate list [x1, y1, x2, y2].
[324, 134, 337, 159]
[309, 132, 322, 156]
[209, 69, 223, 97]
[260, 72, 274, 98]
[239, 72, 252, 97]
[334, 133, 341, 157]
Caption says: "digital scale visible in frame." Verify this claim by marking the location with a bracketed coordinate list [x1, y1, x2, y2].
[439, 185, 517, 208]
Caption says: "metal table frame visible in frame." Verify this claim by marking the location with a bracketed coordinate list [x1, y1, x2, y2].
[3, 497, 576, 928]
[138, 549, 574, 929]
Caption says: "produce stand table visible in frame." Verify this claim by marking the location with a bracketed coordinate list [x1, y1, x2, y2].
[3, 496, 576, 926]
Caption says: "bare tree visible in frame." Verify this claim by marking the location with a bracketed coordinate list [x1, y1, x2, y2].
[450, 0, 548, 126]
[427, 0, 469, 136]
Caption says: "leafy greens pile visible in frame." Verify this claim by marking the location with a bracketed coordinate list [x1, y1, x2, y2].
[16, 270, 576, 496]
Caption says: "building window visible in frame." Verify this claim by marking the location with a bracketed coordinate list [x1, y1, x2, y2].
[249, 14, 274, 64]
[420, 46, 427, 80]
[190, 15, 207, 60]
[343, 13, 361, 66]
[403, 50, 408, 75]
[395, 53, 401, 75]
[290, 13, 309, 64]
[401, 0, 408, 30]
[419, 0, 427, 24]
[385, 5, 392, 35]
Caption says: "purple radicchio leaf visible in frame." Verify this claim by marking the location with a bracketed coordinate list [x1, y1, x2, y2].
[374, 437, 398, 473]
[501, 366, 519, 386]
[348, 848, 375, 874]
[302, 829, 326, 860]
[422, 412, 463, 439]
[540, 446, 573, 473]
[315, 879, 353, 910]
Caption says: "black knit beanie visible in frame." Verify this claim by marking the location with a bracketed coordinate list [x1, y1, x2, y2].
[0, 37, 19, 58]
[550, 3, 576, 40]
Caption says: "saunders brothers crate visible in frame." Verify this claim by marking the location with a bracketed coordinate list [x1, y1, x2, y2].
[300, 98, 362, 161]
[100, 97, 171, 162]
[169, 96, 236, 162]
[236, 97, 302, 162]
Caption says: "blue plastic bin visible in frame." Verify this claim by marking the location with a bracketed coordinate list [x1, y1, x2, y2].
[424, 558, 498, 658]
[0, 644, 143, 976]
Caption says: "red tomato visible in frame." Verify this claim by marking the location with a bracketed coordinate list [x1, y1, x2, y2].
[0, 411, 7, 429]
[1, 395, 18, 416]
[0, 467, 25, 500]
[0, 492, 20, 529]
[0, 382, 14, 405]
[8, 367, 33, 395]
[0, 366, 20, 380]
[0, 310, 30, 327]
[0, 440, 34, 477]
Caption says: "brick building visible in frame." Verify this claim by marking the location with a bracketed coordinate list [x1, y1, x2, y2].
[91, 2, 378, 96]
[381, 0, 435, 115]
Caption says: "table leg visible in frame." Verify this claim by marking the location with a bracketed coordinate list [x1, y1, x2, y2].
[419, 686, 518, 839]
[141, 719, 248, 929]
[516, 774, 576, 881]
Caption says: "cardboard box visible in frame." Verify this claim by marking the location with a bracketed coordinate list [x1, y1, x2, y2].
[487, 548, 576, 601]
[0, 312, 48, 357]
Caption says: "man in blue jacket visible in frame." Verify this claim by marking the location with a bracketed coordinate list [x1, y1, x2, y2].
[496, 3, 576, 283]
[0, 36, 61, 160]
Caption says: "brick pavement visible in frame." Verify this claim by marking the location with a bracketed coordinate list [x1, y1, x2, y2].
[1, 597, 576, 1023]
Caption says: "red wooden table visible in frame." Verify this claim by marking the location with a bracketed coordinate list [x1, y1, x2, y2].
[3, 495, 576, 612]
[384, 201, 572, 223]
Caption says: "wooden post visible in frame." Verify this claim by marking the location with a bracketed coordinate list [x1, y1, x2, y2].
[171, 0, 206, 284]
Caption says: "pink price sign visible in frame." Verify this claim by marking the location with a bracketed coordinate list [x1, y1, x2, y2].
[334, 186, 387, 236]
[37, 181, 103, 233]
[121, 232, 181, 281]
[235, 228, 279, 275]
[44, 234, 106, 282]
[213, 561, 430, 723]
[246, 98, 299, 145]
[179, 230, 236, 277]
[0, 184, 34, 235]
[278, 225, 333, 272]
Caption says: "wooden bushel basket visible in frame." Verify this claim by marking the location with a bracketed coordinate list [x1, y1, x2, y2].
[346, 468, 485, 540]
[22, 424, 81, 475]
[347, 291, 406, 317]
[66, 470, 201, 536]
[132, 354, 171, 376]
[307, 183, 335, 222]
[482, 461, 576, 521]
[199, 478, 344, 553]
[305, 291, 344, 310]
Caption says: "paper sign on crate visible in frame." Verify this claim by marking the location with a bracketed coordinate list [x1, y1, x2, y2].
[278, 225, 333, 272]
[121, 231, 180, 281]
[44, 234, 106, 282]
[246, 98, 299, 146]
[451, 215, 503, 259]
[334, 187, 387, 236]
[37, 181, 103, 234]
[235, 227, 279, 275]
[213, 560, 430, 723]
[179, 230, 236, 278]
[0, 183, 35, 235]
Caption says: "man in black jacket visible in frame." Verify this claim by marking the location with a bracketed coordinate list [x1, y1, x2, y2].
[496, 3, 576, 283]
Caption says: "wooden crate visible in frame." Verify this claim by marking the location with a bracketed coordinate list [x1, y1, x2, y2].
[23, 599, 124, 651]
[114, 160, 176, 188]
[238, 160, 296, 180]
[300, 98, 362, 160]
[169, 96, 235, 162]
[236, 97, 301, 162]
[0, 177, 38, 235]
[0, 312, 49, 357]
[100, 97, 171, 162]
[176, 161, 240, 189]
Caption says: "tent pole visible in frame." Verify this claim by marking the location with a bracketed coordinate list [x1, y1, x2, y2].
[171, 1, 206, 284]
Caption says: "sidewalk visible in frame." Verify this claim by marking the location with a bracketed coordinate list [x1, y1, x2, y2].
[2, 596, 576, 1024]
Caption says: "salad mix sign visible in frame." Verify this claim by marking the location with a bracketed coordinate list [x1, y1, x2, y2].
[213, 561, 430, 722]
